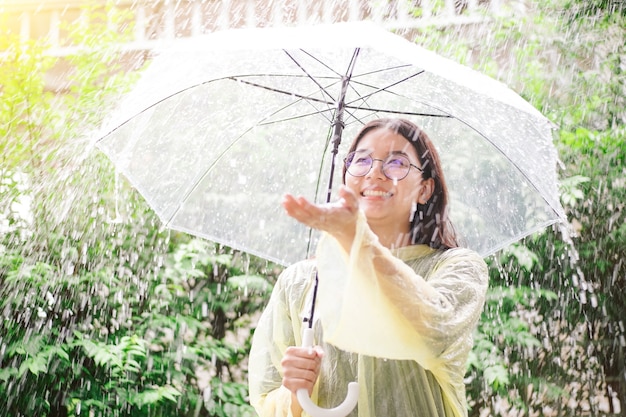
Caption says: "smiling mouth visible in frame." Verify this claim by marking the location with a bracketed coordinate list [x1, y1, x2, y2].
[362, 190, 393, 198]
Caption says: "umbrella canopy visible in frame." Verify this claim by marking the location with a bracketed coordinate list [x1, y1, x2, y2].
[95, 21, 566, 266]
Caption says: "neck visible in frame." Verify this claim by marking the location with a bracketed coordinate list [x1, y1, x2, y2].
[371, 226, 412, 249]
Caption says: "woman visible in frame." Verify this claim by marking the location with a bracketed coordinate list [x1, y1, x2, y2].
[248, 118, 488, 417]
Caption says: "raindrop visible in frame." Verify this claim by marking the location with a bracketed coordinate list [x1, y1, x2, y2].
[612, 397, 621, 414]
[203, 385, 212, 404]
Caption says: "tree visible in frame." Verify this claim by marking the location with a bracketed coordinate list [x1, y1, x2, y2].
[0, 4, 277, 416]
[409, 0, 625, 415]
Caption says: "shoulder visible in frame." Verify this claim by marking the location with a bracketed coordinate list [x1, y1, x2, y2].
[414, 246, 488, 284]
[437, 246, 486, 265]
[434, 247, 489, 285]
[279, 258, 317, 281]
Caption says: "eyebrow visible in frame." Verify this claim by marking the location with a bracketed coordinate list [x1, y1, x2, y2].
[354, 148, 412, 158]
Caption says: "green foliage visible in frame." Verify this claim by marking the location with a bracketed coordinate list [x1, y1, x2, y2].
[0, 222, 273, 417]
[562, 0, 626, 20]
[413, 1, 625, 415]
[0, 3, 275, 417]
[0, 35, 58, 171]
[467, 276, 561, 405]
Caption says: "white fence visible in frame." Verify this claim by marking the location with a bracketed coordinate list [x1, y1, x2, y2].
[2, 0, 511, 53]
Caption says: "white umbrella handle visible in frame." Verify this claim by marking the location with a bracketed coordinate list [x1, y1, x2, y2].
[296, 328, 359, 417]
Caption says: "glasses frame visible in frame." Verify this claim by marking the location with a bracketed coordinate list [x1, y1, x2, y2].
[344, 151, 423, 181]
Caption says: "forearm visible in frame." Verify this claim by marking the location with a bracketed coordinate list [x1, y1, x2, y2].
[318, 212, 487, 350]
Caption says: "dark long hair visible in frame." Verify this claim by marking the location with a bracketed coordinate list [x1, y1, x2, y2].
[342, 118, 459, 250]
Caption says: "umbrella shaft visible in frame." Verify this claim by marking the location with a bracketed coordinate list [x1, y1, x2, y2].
[326, 75, 350, 203]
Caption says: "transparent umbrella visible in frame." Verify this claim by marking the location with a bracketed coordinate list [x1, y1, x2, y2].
[94, 22, 565, 267]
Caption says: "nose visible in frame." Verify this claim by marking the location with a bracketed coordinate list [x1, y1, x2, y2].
[366, 158, 386, 179]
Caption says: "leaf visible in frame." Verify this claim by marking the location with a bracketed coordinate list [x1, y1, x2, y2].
[17, 355, 48, 377]
[483, 364, 510, 389]
[0, 367, 17, 382]
[503, 245, 539, 271]
[134, 389, 161, 407]
[560, 174, 591, 206]
[227, 275, 272, 293]
[133, 386, 182, 407]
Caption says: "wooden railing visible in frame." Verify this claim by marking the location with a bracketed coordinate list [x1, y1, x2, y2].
[1, 0, 510, 53]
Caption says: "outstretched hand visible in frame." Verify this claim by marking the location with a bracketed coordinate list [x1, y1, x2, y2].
[282, 186, 359, 248]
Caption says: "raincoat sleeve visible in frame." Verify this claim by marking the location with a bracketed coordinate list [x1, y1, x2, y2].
[315, 210, 488, 416]
[248, 261, 315, 417]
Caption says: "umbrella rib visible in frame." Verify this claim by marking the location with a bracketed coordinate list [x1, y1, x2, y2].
[97, 73, 341, 140]
[351, 63, 415, 78]
[298, 49, 347, 78]
[166, 76, 341, 225]
[283, 49, 348, 104]
[344, 105, 452, 117]
[339, 64, 422, 123]
[229, 76, 337, 124]
[230, 77, 336, 106]
[341, 71, 455, 124]
[284, 50, 336, 106]
[345, 71, 425, 111]
[252, 101, 452, 128]
[232, 68, 452, 125]
[230, 69, 451, 126]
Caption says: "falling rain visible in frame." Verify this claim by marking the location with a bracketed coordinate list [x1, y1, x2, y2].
[1, 1, 624, 416]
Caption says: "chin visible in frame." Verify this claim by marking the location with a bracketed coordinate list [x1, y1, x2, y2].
[361, 207, 389, 221]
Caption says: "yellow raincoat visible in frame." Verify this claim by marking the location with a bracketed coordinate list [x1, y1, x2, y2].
[249, 212, 488, 417]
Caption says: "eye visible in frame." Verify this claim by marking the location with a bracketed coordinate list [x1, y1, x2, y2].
[385, 156, 410, 168]
[354, 156, 371, 165]
[348, 152, 371, 166]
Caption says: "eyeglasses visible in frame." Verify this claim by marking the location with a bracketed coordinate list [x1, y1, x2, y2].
[344, 151, 423, 181]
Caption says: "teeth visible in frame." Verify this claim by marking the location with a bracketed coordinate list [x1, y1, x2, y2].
[362, 190, 392, 197]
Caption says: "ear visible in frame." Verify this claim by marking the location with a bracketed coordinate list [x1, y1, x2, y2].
[417, 178, 435, 204]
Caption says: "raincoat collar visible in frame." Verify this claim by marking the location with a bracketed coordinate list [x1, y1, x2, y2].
[391, 244, 437, 261]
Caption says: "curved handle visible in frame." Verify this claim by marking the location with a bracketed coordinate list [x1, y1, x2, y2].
[296, 328, 359, 417]
[297, 383, 359, 417]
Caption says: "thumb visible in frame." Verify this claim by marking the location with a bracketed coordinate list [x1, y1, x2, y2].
[338, 185, 359, 211]
[312, 345, 325, 358]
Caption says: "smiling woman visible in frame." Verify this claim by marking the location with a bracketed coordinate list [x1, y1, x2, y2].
[248, 118, 489, 417]
[341, 119, 456, 250]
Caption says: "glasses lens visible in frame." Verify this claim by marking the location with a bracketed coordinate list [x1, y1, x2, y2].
[346, 151, 372, 177]
[383, 155, 411, 180]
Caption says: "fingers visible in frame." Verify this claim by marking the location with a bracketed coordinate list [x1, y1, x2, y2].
[281, 346, 324, 394]
[282, 189, 359, 227]
[282, 194, 327, 229]
[281, 194, 313, 218]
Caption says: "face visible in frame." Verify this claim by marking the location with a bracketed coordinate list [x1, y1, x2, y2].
[345, 127, 434, 237]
